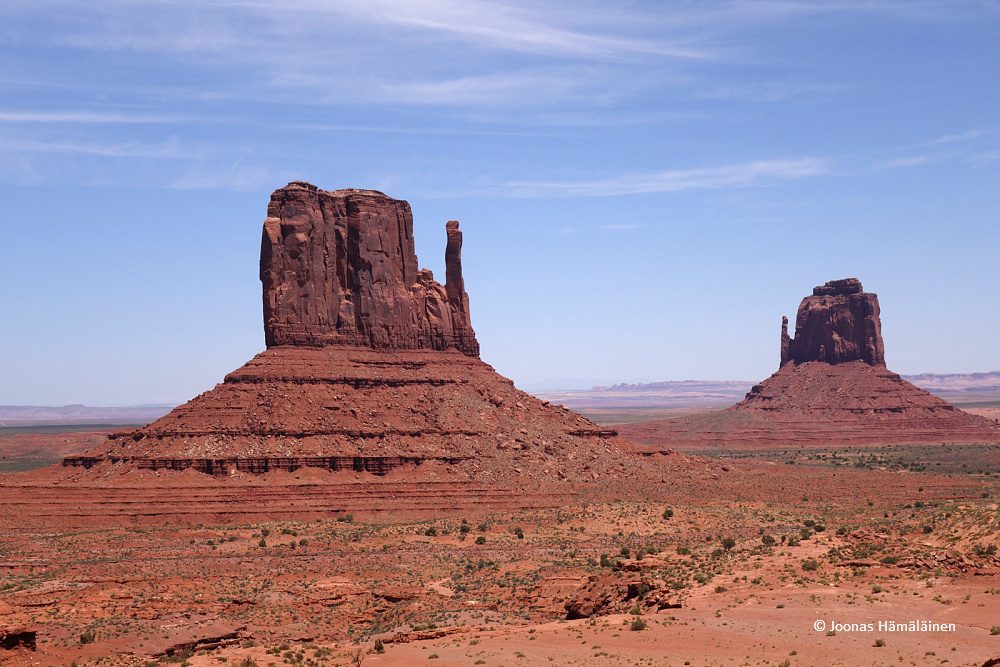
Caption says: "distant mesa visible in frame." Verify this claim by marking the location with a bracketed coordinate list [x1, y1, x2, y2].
[42, 181, 668, 511]
[621, 278, 1000, 449]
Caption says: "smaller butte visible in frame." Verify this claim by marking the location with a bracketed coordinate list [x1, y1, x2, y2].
[621, 278, 1000, 449]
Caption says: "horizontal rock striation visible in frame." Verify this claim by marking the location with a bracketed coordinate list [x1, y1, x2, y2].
[261, 182, 478, 356]
[63, 455, 472, 475]
[781, 278, 884, 366]
[58, 345, 647, 484]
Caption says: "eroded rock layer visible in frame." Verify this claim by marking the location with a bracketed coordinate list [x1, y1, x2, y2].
[61, 346, 647, 483]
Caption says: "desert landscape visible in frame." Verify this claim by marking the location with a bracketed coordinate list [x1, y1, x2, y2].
[3, 182, 1000, 667]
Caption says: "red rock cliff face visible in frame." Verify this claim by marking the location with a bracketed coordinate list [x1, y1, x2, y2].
[780, 278, 884, 367]
[261, 182, 479, 356]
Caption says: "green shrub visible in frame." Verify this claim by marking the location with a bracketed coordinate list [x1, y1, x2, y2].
[761, 534, 776, 547]
[79, 630, 96, 645]
[721, 538, 736, 551]
[374, 638, 385, 653]
[460, 523, 471, 534]
[662, 508, 673, 519]
[513, 527, 524, 539]
[629, 617, 647, 631]
[801, 558, 819, 571]
[600, 554, 613, 567]
[620, 546, 630, 557]
[990, 626, 1000, 635]
[475, 536, 486, 545]
[425, 527, 438, 537]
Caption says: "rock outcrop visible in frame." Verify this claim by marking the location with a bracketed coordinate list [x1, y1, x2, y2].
[780, 278, 884, 366]
[622, 278, 999, 449]
[49, 181, 675, 508]
[261, 182, 478, 356]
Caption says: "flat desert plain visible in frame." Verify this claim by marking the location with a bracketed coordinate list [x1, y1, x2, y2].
[2, 431, 1000, 667]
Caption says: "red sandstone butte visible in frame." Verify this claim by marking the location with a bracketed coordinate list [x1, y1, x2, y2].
[621, 278, 1000, 449]
[780, 277, 883, 366]
[261, 182, 478, 356]
[5, 181, 687, 525]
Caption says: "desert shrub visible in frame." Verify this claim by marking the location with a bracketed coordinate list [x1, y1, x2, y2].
[374, 638, 385, 653]
[721, 538, 736, 551]
[787, 537, 800, 547]
[923, 525, 933, 534]
[79, 629, 96, 645]
[620, 546, 630, 557]
[629, 617, 647, 631]
[662, 508, 673, 519]
[477, 523, 488, 532]
[298, 539, 308, 547]
[836, 526, 848, 536]
[880, 555, 900, 565]
[460, 523, 471, 534]
[281, 528, 297, 536]
[260, 528, 270, 537]
[600, 554, 613, 567]
[714, 585, 727, 593]
[336, 514, 353, 523]
[974, 544, 997, 556]
[676, 546, 690, 555]
[990, 626, 1000, 636]
[475, 536, 486, 545]
[424, 527, 438, 537]
[915, 501, 925, 508]
[761, 534, 776, 547]
[871, 585, 883, 593]
[235, 659, 257, 667]
[801, 558, 819, 571]
[258, 538, 266, 547]
[799, 528, 812, 540]
[874, 638, 886, 647]
[513, 527, 524, 539]
[814, 524, 826, 532]
[803, 519, 816, 527]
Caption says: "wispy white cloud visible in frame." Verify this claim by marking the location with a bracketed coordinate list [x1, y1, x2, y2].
[0, 136, 191, 159]
[496, 158, 829, 197]
[0, 110, 199, 124]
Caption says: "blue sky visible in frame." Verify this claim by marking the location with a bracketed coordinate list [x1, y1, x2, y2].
[1, 0, 998, 405]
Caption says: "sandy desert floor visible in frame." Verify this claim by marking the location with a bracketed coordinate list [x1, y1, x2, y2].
[2, 442, 1000, 667]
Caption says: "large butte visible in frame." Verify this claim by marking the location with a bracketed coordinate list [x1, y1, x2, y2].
[10, 182, 688, 525]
